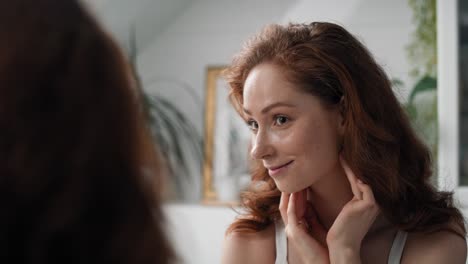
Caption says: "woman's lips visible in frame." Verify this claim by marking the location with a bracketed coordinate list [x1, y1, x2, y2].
[268, 160, 294, 176]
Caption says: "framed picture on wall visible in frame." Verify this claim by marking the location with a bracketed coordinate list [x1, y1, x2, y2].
[202, 66, 251, 205]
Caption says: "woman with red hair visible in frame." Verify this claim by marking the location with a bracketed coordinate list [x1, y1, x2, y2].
[222, 22, 466, 264]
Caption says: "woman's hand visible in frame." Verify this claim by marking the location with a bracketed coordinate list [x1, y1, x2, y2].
[279, 190, 329, 264]
[326, 156, 380, 263]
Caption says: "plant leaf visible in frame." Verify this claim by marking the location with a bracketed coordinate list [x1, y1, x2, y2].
[409, 75, 437, 104]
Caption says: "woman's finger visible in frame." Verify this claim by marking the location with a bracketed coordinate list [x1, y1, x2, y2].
[340, 155, 362, 200]
[287, 193, 298, 226]
[356, 180, 376, 204]
[279, 192, 290, 225]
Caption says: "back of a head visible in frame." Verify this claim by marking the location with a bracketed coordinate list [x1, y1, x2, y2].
[0, 0, 173, 263]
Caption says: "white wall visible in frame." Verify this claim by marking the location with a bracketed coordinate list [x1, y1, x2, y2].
[85, 0, 193, 51]
[137, 0, 413, 201]
[280, 0, 413, 101]
[164, 204, 238, 264]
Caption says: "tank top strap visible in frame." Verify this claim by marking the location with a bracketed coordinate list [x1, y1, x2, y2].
[388, 230, 408, 264]
[275, 219, 288, 264]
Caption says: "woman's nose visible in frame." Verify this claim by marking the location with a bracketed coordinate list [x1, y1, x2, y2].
[250, 131, 273, 160]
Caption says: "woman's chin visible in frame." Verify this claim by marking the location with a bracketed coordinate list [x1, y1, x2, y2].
[275, 181, 304, 194]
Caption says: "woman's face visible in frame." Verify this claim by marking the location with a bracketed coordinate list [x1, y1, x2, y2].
[242, 63, 343, 193]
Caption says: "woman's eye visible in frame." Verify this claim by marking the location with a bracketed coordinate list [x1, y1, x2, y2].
[274, 115, 289, 126]
[246, 120, 258, 131]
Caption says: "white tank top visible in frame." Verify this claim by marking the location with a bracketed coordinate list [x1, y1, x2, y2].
[274, 220, 408, 264]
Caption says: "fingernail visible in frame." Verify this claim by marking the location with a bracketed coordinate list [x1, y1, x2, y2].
[357, 179, 363, 184]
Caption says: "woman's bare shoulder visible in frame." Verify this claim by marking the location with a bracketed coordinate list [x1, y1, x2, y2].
[221, 223, 276, 264]
[402, 229, 467, 264]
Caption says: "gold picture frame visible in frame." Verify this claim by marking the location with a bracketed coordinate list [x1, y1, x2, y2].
[202, 66, 250, 205]
[203, 66, 224, 202]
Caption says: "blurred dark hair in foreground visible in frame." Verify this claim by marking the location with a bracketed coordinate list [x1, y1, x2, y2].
[0, 0, 174, 263]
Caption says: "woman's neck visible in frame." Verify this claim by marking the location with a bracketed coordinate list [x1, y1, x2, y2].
[307, 165, 390, 234]
[307, 164, 353, 230]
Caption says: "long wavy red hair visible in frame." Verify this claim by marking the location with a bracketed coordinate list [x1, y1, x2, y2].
[224, 22, 466, 237]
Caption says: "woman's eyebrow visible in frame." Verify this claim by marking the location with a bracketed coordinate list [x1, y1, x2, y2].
[243, 102, 296, 115]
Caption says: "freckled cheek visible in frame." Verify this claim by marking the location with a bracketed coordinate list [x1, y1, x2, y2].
[273, 129, 315, 154]
[304, 137, 323, 159]
[291, 125, 334, 160]
[265, 131, 292, 154]
[269, 132, 286, 146]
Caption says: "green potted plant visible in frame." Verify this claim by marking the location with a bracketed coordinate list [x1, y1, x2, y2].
[403, 0, 438, 179]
